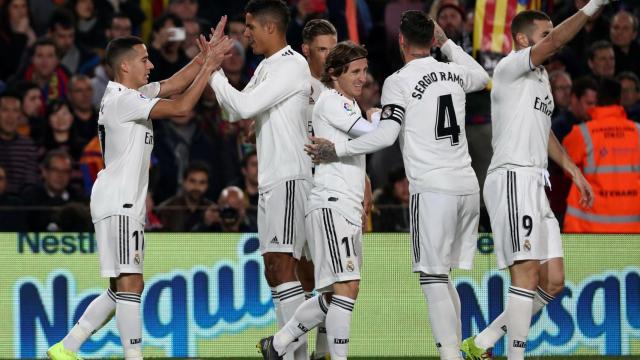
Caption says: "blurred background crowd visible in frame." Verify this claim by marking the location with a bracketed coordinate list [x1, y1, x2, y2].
[0, 0, 638, 233]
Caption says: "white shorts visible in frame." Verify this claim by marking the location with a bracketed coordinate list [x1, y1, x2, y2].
[484, 169, 563, 269]
[306, 208, 362, 292]
[410, 192, 479, 274]
[95, 215, 145, 278]
[258, 179, 312, 259]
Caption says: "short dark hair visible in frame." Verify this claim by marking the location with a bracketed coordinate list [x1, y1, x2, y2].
[46, 99, 70, 117]
[109, 12, 132, 27]
[10, 81, 40, 101]
[616, 71, 640, 92]
[0, 92, 21, 105]
[183, 161, 210, 180]
[571, 76, 599, 98]
[245, 0, 290, 34]
[105, 36, 144, 70]
[42, 149, 72, 169]
[510, 10, 551, 40]
[302, 19, 337, 44]
[152, 12, 183, 33]
[241, 150, 257, 168]
[399, 10, 434, 47]
[321, 41, 368, 87]
[597, 78, 622, 106]
[48, 9, 75, 32]
[587, 40, 614, 60]
[32, 37, 59, 58]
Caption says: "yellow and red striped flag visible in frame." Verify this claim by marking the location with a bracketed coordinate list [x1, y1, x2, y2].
[473, 0, 545, 56]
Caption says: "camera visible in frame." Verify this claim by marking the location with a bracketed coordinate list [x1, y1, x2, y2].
[167, 27, 186, 42]
[220, 206, 239, 223]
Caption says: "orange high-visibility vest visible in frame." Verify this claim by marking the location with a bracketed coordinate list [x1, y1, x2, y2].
[562, 105, 640, 233]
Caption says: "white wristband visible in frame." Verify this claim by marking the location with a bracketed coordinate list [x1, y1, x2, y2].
[580, 0, 601, 17]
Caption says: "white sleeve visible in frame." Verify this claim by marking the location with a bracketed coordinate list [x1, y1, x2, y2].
[440, 40, 490, 93]
[138, 82, 161, 98]
[117, 91, 160, 123]
[493, 47, 535, 83]
[348, 110, 380, 137]
[335, 120, 401, 157]
[209, 61, 306, 120]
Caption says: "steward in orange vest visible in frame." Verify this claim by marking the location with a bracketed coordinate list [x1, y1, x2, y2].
[563, 79, 640, 233]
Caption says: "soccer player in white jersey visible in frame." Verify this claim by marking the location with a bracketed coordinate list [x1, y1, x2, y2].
[46, 21, 233, 360]
[459, 3, 611, 360]
[258, 40, 378, 360]
[306, 11, 489, 360]
[299, 18, 338, 360]
[208, 1, 312, 359]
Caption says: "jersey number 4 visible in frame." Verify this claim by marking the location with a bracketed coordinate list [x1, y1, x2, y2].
[435, 94, 461, 146]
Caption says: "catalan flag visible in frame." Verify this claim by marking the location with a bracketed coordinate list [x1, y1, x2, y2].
[473, 0, 548, 56]
[140, 0, 170, 41]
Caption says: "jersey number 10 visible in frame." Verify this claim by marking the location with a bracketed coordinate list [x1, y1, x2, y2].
[435, 94, 461, 146]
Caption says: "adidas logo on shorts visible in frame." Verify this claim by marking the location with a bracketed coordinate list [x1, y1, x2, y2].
[271, 236, 278, 244]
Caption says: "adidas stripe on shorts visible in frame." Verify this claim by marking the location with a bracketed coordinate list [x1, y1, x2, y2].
[95, 215, 145, 278]
[258, 179, 312, 259]
[484, 168, 563, 269]
[306, 208, 362, 292]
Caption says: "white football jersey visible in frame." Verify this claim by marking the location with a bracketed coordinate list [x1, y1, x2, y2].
[210, 45, 312, 192]
[382, 41, 487, 195]
[90, 81, 161, 224]
[307, 89, 368, 225]
[488, 47, 554, 172]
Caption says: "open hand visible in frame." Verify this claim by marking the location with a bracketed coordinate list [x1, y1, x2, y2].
[304, 136, 338, 164]
[572, 171, 594, 208]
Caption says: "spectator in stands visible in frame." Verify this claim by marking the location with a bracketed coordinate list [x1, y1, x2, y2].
[217, 185, 254, 232]
[148, 13, 190, 82]
[587, 40, 616, 80]
[78, 135, 102, 195]
[549, 77, 599, 224]
[47, 9, 100, 74]
[0, 93, 39, 194]
[145, 191, 163, 231]
[563, 79, 640, 233]
[550, 70, 573, 114]
[356, 73, 380, 114]
[610, 10, 640, 77]
[0, 164, 27, 231]
[182, 18, 204, 60]
[68, 74, 97, 141]
[436, 3, 471, 54]
[372, 167, 410, 232]
[552, 77, 599, 142]
[617, 71, 640, 122]
[66, 0, 107, 50]
[91, 13, 132, 106]
[0, 0, 37, 82]
[21, 38, 70, 105]
[228, 14, 249, 49]
[555, 0, 610, 77]
[235, 150, 258, 231]
[40, 99, 86, 161]
[287, 0, 327, 53]
[157, 162, 214, 231]
[22, 149, 85, 231]
[11, 80, 44, 140]
[153, 95, 224, 203]
[168, 0, 199, 21]
[222, 39, 248, 90]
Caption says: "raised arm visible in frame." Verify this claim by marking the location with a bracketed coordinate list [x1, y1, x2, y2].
[157, 16, 228, 98]
[548, 130, 594, 208]
[433, 22, 489, 92]
[210, 60, 305, 121]
[149, 36, 233, 119]
[530, 0, 612, 67]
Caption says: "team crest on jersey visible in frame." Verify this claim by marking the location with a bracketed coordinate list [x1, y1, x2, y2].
[343, 102, 356, 116]
[524, 240, 531, 252]
[346, 260, 355, 272]
[134, 253, 140, 265]
[382, 106, 393, 119]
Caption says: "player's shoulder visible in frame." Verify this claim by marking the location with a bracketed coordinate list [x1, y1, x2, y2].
[316, 88, 342, 106]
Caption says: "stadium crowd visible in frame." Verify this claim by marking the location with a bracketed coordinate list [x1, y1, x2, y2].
[0, 0, 638, 233]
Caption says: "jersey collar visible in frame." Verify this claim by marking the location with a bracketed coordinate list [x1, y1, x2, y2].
[265, 45, 293, 63]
